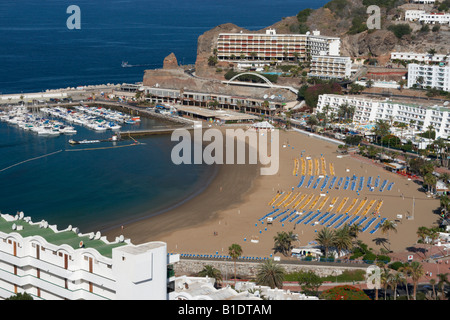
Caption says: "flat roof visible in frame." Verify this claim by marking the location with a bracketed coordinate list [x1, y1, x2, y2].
[177, 106, 259, 121]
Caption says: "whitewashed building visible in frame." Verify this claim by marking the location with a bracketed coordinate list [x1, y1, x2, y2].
[391, 52, 449, 64]
[308, 55, 352, 80]
[405, 10, 426, 21]
[410, 0, 435, 3]
[316, 94, 450, 138]
[0, 213, 178, 300]
[419, 12, 450, 24]
[407, 63, 450, 91]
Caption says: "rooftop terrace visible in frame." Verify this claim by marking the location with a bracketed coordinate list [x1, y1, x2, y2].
[0, 214, 127, 258]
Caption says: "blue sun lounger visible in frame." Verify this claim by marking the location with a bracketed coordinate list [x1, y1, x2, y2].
[327, 214, 344, 228]
[369, 218, 386, 234]
[362, 217, 377, 232]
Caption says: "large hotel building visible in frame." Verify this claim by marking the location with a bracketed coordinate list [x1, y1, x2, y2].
[216, 28, 341, 62]
[0, 213, 178, 300]
[316, 94, 450, 139]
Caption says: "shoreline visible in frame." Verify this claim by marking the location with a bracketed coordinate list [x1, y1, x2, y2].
[103, 126, 262, 244]
[104, 128, 442, 258]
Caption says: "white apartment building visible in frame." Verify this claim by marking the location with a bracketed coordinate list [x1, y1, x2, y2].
[391, 52, 449, 64]
[216, 28, 340, 62]
[307, 55, 352, 80]
[0, 213, 178, 300]
[420, 12, 450, 24]
[407, 63, 450, 91]
[405, 10, 426, 21]
[410, 0, 435, 3]
[316, 94, 450, 138]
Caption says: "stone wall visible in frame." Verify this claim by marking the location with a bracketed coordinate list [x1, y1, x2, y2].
[173, 258, 368, 279]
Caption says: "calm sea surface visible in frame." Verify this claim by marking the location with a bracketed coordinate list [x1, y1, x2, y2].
[0, 0, 328, 233]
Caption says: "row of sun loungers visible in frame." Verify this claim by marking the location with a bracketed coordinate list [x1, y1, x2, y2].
[180, 254, 270, 261]
[296, 174, 393, 193]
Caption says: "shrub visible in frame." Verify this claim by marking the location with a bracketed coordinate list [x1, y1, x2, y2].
[363, 252, 377, 263]
[388, 24, 412, 39]
[320, 285, 371, 300]
[388, 261, 404, 271]
[376, 255, 391, 263]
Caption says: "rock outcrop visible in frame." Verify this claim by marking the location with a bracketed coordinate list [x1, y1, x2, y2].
[163, 52, 180, 70]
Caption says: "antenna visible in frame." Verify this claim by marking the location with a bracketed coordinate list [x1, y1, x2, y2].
[12, 223, 16, 230]
[88, 232, 95, 240]
[118, 235, 124, 243]
[19, 212, 24, 219]
[94, 231, 101, 240]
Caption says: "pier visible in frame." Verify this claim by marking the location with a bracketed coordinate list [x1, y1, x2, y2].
[119, 126, 194, 138]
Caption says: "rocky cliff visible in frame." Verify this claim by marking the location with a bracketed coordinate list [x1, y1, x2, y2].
[193, 0, 450, 77]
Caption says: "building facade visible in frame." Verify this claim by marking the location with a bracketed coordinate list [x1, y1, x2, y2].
[405, 10, 426, 21]
[391, 52, 449, 64]
[0, 213, 178, 300]
[419, 12, 450, 24]
[407, 63, 450, 91]
[216, 28, 340, 62]
[143, 86, 292, 114]
[307, 55, 352, 80]
[316, 94, 450, 138]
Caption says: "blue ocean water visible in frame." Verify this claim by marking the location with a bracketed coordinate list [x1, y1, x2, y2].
[0, 0, 329, 94]
[0, 0, 328, 233]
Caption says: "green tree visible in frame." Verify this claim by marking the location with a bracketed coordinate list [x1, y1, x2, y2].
[208, 55, 218, 66]
[297, 270, 324, 296]
[388, 24, 412, 39]
[390, 272, 406, 300]
[315, 227, 336, 260]
[6, 292, 33, 300]
[273, 231, 298, 256]
[409, 261, 425, 300]
[197, 265, 223, 287]
[256, 259, 286, 289]
[333, 225, 353, 258]
[306, 114, 319, 132]
[228, 243, 243, 286]
[437, 273, 449, 300]
[380, 220, 397, 252]
[423, 172, 437, 193]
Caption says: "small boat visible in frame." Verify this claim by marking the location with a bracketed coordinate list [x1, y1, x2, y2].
[69, 139, 101, 145]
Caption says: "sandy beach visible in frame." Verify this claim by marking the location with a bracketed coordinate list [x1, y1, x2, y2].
[104, 128, 441, 258]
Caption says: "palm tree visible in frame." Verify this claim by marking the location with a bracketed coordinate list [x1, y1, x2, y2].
[410, 261, 425, 300]
[398, 79, 407, 91]
[273, 231, 298, 256]
[255, 259, 286, 289]
[315, 227, 336, 261]
[197, 265, 223, 288]
[380, 220, 397, 252]
[437, 273, 449, 300]
[380, 268, 393, 300]
[399, 264, 412, 300]
[423, 172, 437, 193]
[429, 278, 437, 300]
[228, 243, 243, 287]
[306, 114, 318, 132]
[390, 272, 406, 300]
[333, 226, 352, 258]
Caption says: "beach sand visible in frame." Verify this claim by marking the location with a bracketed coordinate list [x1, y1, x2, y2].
[104, 129, 441, 258]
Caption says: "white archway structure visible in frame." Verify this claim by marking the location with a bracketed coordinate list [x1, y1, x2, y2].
[226, 72, 274, 87]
